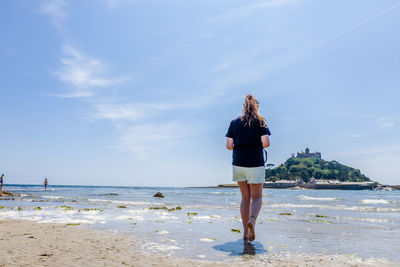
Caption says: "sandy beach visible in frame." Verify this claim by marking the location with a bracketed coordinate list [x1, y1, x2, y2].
[0, 219, 398, 267]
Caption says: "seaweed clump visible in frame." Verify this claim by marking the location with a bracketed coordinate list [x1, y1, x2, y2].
[149, 206, 182, 212]
[278, 212, 292, 216]
[308, 219, 332, 223]
[78, 208, 103, 212]
[59, 206, 74, 211]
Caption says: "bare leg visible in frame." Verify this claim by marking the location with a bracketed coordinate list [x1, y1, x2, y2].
[237, 181, 250, 240]
[247, 183, 263, 241]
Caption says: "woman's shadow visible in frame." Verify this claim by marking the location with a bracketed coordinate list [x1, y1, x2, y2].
[213, 239, 267, 256]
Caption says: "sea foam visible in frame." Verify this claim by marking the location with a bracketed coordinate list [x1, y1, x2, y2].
[88, 198, 163, 206]
[299, 195, 337, 201]
[360, 199, 390, 204]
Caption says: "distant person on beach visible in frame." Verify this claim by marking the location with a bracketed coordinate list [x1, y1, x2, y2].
[225, 94, 270, 242]
[0, 174, 4, 191]
[44, 178, 48, 190]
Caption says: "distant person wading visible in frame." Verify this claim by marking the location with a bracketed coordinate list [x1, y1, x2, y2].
[44, 178, 48, 191]
[225, 94, 270, 242]
[0, 174, 4, 191]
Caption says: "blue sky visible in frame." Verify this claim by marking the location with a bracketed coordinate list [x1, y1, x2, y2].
[1, 0, 399, 186]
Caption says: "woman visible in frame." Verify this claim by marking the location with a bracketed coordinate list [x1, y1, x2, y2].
[225, 94, 270, 242]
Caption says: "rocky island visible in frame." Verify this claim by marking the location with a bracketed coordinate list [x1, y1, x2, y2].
[264, 148, 378, 190]
[219, 148, 387, 190]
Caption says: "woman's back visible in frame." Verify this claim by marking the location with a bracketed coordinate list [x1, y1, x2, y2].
[226, 117, 270, 167]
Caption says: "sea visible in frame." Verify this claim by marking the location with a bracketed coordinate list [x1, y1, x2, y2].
[1, 184, 399, 262]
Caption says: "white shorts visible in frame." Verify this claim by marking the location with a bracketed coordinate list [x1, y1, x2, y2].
[232, 165, 265, 184]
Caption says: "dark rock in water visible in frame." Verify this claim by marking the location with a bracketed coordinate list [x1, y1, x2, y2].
[153, 192, 165, 198]
[0, 197, 15, 200]
[0, 191, 20, 197]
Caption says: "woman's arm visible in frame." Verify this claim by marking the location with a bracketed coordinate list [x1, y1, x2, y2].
[261, 134, 270, 148]
[226, 137, 234, 151]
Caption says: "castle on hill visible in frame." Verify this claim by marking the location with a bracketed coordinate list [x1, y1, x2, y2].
[292, 147, 321, 159]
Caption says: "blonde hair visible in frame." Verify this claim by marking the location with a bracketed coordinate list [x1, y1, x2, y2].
[240, 94, 266, 127]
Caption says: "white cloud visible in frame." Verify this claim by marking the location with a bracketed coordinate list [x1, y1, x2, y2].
[208, 0, 301, 23]
[114, 121, 192, 156]
[94, 103, 146, 121]
[52, 45, 126, 98]
[377, 116, 400, 130]
[106, 0, 150, 9]
[93, 103, 162, 121]
[49, 43, 208, 154]
[41, 0, 66, 29]
[92, 98, 207, 122]
[335, 144, 400, 158]
[55, 91, 95, 98]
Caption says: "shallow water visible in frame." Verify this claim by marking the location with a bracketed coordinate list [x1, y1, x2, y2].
[1, 184, 400, 261]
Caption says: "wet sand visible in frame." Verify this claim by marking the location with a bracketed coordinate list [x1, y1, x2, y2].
[0, 219, 397, 266]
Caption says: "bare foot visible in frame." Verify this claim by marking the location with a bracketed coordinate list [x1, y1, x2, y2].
[243, 229, 249, 241]
[247, 216, 256, 242]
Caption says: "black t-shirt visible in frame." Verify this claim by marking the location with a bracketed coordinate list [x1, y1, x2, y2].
[225, 117, 271, 167]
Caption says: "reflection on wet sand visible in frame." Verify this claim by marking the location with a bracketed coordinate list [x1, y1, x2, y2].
[213, 239, 267, 256]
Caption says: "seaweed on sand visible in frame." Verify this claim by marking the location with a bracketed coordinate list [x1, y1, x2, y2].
[308, 219, 332, 223]
[78, 208, 103, 212]
[168, 206, 182, 211]
[59, 206, 74, 211]
[149, 206, 168, 210]
[149, 206, 182, 212]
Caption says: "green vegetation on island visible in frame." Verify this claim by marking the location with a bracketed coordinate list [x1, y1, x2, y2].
[265, 157, 371, 183]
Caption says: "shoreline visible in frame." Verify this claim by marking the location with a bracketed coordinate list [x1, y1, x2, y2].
[2, 183, 399, 190]
[213, 182, 400, 190]
[0, 219, 398, 267]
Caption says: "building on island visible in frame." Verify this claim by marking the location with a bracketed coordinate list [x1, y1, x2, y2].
[295, 147, 321, 159]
